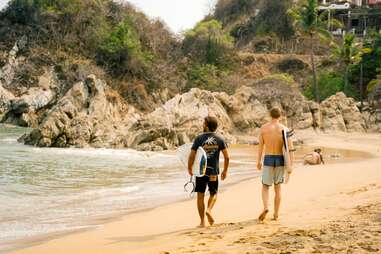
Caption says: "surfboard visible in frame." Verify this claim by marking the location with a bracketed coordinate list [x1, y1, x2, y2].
[177, 143, 207, 177]
[282, 127, 292, 184]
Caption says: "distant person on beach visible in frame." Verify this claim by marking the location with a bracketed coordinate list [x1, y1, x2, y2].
[257, 108, 294, 221]
[304, 148, 325, 165]
[188, 116, 230, 228]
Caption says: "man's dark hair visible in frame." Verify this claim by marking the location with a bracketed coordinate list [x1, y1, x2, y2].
[314, 148, 322, 153]
[204, 116, 218, 132]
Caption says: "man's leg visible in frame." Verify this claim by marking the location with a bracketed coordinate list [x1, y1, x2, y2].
[259, 184, 270, 221]
[274, 184, 281, 220]
[206, 193, 217, 226]
[197, 192, 206, 227]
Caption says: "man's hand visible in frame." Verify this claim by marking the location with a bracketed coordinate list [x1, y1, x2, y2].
[257, 162, 263, 171]
[188, 169, 194, 177]
[221, 170, 227, 181]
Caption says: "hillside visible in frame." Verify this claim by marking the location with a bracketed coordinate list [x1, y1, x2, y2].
[0, 0, 185, 111]
[212, 0, 330, 54]
[0, 0, 380, 150]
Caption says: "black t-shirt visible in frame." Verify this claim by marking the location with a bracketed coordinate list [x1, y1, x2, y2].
[191, 132, 227, 175]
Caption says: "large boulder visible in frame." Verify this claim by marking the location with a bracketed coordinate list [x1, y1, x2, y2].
[1, 87, 56, 127]
[246, 77, 316, 130]
[0, 81, 14, 114]
[127, 88, 235, 151]
[320, 92, 366, 132]
[23, 75, 139, 148]
[0, 37, 27, 88]
[218, 86, 270, 134]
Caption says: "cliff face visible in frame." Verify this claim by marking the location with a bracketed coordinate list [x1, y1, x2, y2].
[16, 74, 380, 151]
[21, 75, 139, 148]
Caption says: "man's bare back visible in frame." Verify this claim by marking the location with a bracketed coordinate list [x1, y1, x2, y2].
[260, 122, 285, 156]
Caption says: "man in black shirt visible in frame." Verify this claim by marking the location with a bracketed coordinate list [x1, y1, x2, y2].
[188, 116, 230, 227]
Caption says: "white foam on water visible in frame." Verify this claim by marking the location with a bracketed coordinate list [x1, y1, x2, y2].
[29, 147, 179, 169]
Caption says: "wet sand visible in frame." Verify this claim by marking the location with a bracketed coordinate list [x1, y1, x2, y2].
[9, 131, 381, 254]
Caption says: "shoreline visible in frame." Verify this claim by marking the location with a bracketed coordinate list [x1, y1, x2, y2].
[7, 131, 381, 254]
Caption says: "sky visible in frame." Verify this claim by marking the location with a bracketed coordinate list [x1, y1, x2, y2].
[0, 0, 216, 34]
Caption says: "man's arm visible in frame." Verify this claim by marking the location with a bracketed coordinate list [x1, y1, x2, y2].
[320, 154, 325, 165]
[221, 148, 230, 181]
[188, 150, 196, 176]
[257, 131, 264, 170]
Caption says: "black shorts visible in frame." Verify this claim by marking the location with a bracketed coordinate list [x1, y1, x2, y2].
[195, 175, 219, 195]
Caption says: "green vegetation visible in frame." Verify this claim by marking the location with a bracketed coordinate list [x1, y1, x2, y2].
[288, 0, 333, 102]
[182, 19, 234, 67]
[304, 72, 345, 101]
[1, 0, 380, 108]
[0, 0, 183, 101]
[331, 34, 362, 94]
[259, 73, 296, 86]
[96, 18, 150, 76]
[350, 32, 381, 98]
[250, 0, 294, 39]
[214, 0, 259, 25]
[185, 64, 229, 91]
[216, 0, 295, 47]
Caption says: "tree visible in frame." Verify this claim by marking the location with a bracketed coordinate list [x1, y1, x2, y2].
[331, 34, 361, 94]
[97, 18, 147, 76]
[350, 31, 381, 102]
[182, 19, 234, 67]
[254, 0, 294, 40]
[289, 0, 333, 102]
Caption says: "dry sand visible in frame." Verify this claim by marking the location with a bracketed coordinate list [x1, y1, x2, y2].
[10, 131, 381, 254]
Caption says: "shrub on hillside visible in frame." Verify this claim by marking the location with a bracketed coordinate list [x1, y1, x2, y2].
[96, 18, 151, 76]
[350, 32, 381, 98]
[185, 64, 229, 92]
[304, 72, 358, 101]
[0, 0, 184, 96]
[277, 58, 308, 73]
[214, 0, 260, 24]
[182, 19, 234, 68]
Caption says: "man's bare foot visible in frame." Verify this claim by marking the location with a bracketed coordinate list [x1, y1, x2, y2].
[258, 209, 269, 221]
[197, 222, 206, 228]
[206, 210, 215, 226]
[272, 215, 279, 221]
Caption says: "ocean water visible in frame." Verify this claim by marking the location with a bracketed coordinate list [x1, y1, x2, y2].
[0, 125, 258, 253]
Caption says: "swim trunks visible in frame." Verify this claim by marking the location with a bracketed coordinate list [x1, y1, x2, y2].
[262, 155, 285, 186]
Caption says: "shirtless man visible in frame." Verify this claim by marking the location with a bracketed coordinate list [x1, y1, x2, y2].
[257, 108, 294, 221]
[304, 148, 325, 165]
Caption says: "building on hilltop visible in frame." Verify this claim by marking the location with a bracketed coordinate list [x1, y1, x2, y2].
[317, 0, 381, 36]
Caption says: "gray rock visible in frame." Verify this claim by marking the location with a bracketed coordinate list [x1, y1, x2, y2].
[23, 75, 139, 148]
[321, 92, 366, 132]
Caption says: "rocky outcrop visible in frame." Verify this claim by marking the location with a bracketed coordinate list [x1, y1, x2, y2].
[240, 78, 318, 130]
[127, 88, 235, 151]
[0, 37, 27, 88]
[125, 79, 318, 150]
[18, 75, 379, 151]
[320, 92, 366, 132]
[2, 88, 56, 127]
[1, 67, 58, 127]
[0, 81, 14, 114]
[22, 75, 139, 148]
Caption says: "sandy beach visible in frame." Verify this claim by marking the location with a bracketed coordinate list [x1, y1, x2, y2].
[9, 131, 381, 254]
